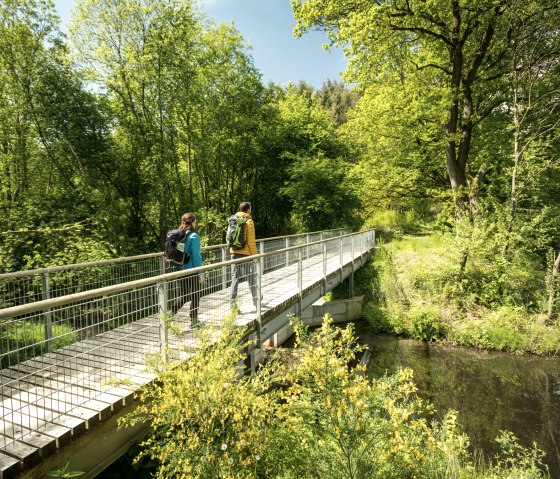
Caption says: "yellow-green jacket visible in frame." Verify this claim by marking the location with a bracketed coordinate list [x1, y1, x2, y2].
[229, 211, 257, 256]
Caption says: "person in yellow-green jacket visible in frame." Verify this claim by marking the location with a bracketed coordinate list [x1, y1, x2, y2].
[229, 202, 258, 309]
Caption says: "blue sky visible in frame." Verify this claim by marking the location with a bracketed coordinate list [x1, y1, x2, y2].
[52, 0, 346, 89]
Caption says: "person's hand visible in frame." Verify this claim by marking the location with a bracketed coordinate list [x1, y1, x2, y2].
[198, 275, 205, 283]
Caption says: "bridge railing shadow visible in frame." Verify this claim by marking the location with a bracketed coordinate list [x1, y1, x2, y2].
[0, 229, 374, 455]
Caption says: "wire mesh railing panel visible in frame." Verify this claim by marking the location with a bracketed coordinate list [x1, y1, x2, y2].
[1, 230, 351, 309]
[0, 275, 39, 309]
[0, 256, 164, 309]
[1, 283, 162, 446]
[261, 252, 300, 307]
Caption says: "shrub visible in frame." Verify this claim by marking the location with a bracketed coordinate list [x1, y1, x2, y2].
[409, 304, 447, 341]
[122, 318, 276, 479]
[122, 315, 550, 479]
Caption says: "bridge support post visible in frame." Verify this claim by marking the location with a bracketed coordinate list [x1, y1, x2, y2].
[157, 279, 168, 363]
[41, 272, 53, 353]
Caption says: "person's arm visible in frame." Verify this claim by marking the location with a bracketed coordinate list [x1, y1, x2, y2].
[189, 233, 204, 271]
[247, 218, 257, 255]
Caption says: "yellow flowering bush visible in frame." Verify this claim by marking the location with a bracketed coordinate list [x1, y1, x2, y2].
[121, 314, 549, 479]
[122, 317, 278, 479]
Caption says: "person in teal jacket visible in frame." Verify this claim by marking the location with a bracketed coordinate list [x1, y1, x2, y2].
[172, 212, 204, 326]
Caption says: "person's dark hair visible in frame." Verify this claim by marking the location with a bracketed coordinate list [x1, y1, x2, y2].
[180, 212, 196, 231]
[239, 202, 251, 213]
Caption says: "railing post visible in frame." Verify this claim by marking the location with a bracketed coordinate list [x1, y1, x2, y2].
[297, 248, 303, 316]
[361, 232, 364, 256]
[340, 237, 344, 268]
[255, 258, 262, 348]
[351, 234, 355, 261]
[305, 234, 310, 260]
[159, 255, 166, 275]
[259, 242, 265, 277]
[221, 247, 228, 291]
[41, 273, 53, 352]
[157, 279, 168, 363]
[285, 237, 290, 267]
[322, 241, 327, 295]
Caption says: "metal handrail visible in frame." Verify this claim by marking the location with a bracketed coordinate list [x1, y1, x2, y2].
[0, 228, 351, 309]
[0, 230, 365, 320]
[0, 228, 351, 279]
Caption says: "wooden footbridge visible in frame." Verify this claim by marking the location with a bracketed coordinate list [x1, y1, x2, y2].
[0, 228, 375, 478]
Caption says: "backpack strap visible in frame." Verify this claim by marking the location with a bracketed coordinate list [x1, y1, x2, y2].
[183, 230, 193, 257]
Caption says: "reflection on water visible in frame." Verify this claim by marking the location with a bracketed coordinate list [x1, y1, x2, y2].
[352, 320, 560, 477]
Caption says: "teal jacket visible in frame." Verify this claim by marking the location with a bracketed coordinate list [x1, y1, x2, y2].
[178, 231, 203, 272]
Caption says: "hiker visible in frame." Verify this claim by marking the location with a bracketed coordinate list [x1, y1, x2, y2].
[170, 212, 204, 326]
[228, 202, 259, 309]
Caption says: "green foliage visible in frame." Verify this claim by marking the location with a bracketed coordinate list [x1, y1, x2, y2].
[368, 234, 560, 354]
[122, 315, 550, 478]
[409, 304, 447, 341]
[491, 431, 550, 479]
[448, 307, 560, 355]
[278, 87, 359, 232]
[47, 462, 84, 478]
[363, 209, 427, 236]
[281, 151, 357, 231]
[1, 321, 76, 368]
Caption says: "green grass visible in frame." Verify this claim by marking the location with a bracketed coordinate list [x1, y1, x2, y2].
[362, 234, 560, 355]
[1, 321, 76, 368]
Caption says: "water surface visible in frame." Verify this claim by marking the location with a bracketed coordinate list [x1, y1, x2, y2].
[353, 321, 560, 477]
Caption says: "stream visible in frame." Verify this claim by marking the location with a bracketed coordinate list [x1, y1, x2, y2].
[352, 320, 560, 477]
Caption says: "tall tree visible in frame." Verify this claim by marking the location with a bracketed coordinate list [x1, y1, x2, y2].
[502, 0, 560, 256]
[278, 87, 357, 231]
[291, 0, 520, 219]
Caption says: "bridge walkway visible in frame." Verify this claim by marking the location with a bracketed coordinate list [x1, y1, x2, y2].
[0, 229, 375, 478]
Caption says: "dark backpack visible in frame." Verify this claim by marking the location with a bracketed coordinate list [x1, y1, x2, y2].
[226, 214, 247, 250]
[164, 229, 191, 265]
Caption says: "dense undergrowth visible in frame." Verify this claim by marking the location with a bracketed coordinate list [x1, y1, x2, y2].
[357, 232, 560, 355]
[118, 317, 550, 479]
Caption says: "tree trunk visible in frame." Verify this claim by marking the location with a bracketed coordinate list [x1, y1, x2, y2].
[546, 252, 560, 325]
[503, 52, 521, 258]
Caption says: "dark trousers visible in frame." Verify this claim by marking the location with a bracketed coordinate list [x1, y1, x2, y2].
[171, 274, 200, 321]
[230, 254, 257, 305]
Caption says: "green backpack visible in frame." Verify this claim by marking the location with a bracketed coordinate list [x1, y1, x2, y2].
[227, 214, 247, 250]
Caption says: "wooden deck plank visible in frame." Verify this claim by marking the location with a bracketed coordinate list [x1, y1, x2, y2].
[1, 368, 137, 406]
[0, 378, 86, 442]
[3, 355, 149, 395]
[1, 379, 112, 427]
[0, 450, 20, 479]
[0, 439, 40, 470]
[0, 376, 112, 425]
[0, 431, 55, 459]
